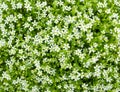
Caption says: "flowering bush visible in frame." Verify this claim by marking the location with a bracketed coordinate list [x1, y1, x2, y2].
[0, 0, 120, 92]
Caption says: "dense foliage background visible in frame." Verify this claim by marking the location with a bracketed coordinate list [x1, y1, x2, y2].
[0, 0, 120, 92]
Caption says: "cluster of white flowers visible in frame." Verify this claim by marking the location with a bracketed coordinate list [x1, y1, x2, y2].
[0, 0, 120, 91]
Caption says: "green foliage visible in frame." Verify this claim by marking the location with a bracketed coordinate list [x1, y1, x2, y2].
[0, 0, 120, 92]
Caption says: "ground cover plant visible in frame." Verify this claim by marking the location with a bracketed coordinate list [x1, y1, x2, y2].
[0, 0, 120, 92]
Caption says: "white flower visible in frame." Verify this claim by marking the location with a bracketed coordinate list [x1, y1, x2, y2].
[34, 60, 40, 69]
[57, 85, 62, 89]
[97, 2, 107, 8]
[54, 19, 59, 24]
[11, 1, 16, 10]
[48, 13, 55, 19]
[17, 13, 23, 19]
[0, 15, 3, 23]
[2, 72, 11, 80]
[86, 32, 93, 42]
[83, 62, 91, 68]
[43, 35, 50, 43]
[65, 15, 75, 24]
[67, 34, 73, 41]
[9, 24, 15, 29]
[21, 80, 29, 91]
[29, 26, 34, 31]
[82, 83, 88, 89]
[64, 84, 69, 89]
[109, 13, 119, 19]
[68, 89, 74, 92]
[63, 43, 70, 50]
[73, 30, 80, 39]
[33, 35, 43, 45]
[51, 26, 61, 37]
[5, 16, 10, 24]
[80, 0, 84, 2]
[69, 84, 75, 90]
[41, 2, 47, 8]
[93, 65, 101, 77]
[91, 56, 99, 63]
[5, 60, 13, 67]
[103, 84, 113, 91]
[86, 23, 93, 29]
[1, 2, 8, 10]
[16, 2, 22, 9]
[88, 8, 93, 16]
[25, 2, 32, 11]
[37, 70, 42, 76]
[36, 1, 41, 8]
[10, 15, 17, 22]
[45, 89, 50, 92]
[20, 65, 25, 70]
[31, 86, 39, 92]
[59, 55, 66, 62]
[50, 44, 60, 52]
[27, 16, 32, 22]
[63, 6, 71, 11]
[75, 49, 85, 59]
[46, 20, 52, 25]
[58, 0, 63, 6]
[19, 49, 23, 54]
[110, 44, 116, 50]
[93, 43, 98, 48]
[106, 77, 113, 83]
[0, 39, 5, 48]
[32, 20, 38, 27]
[12, 80, 17, 85]
[24, 22, 30, 28]
[75, 49, 81, 55]
[33, 49, 40, 56]
[69, 72, 80, 81]
[62, 74, 67, 80]
[24, 35, 31, 42]
[9, 47, 16, 55]
[105, 9, 111, 14]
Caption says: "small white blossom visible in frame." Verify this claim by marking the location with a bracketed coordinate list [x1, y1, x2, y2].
[24, 2, 32, 11]
[63, 43, 70, 50]
[31, 86, 39, 92]
[1, 2, 8, 10]
[51, 26, 61, 37]
[2, 72, 11, 80]
[16, 2, 22, 9]
[0, 39, 5, 47]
